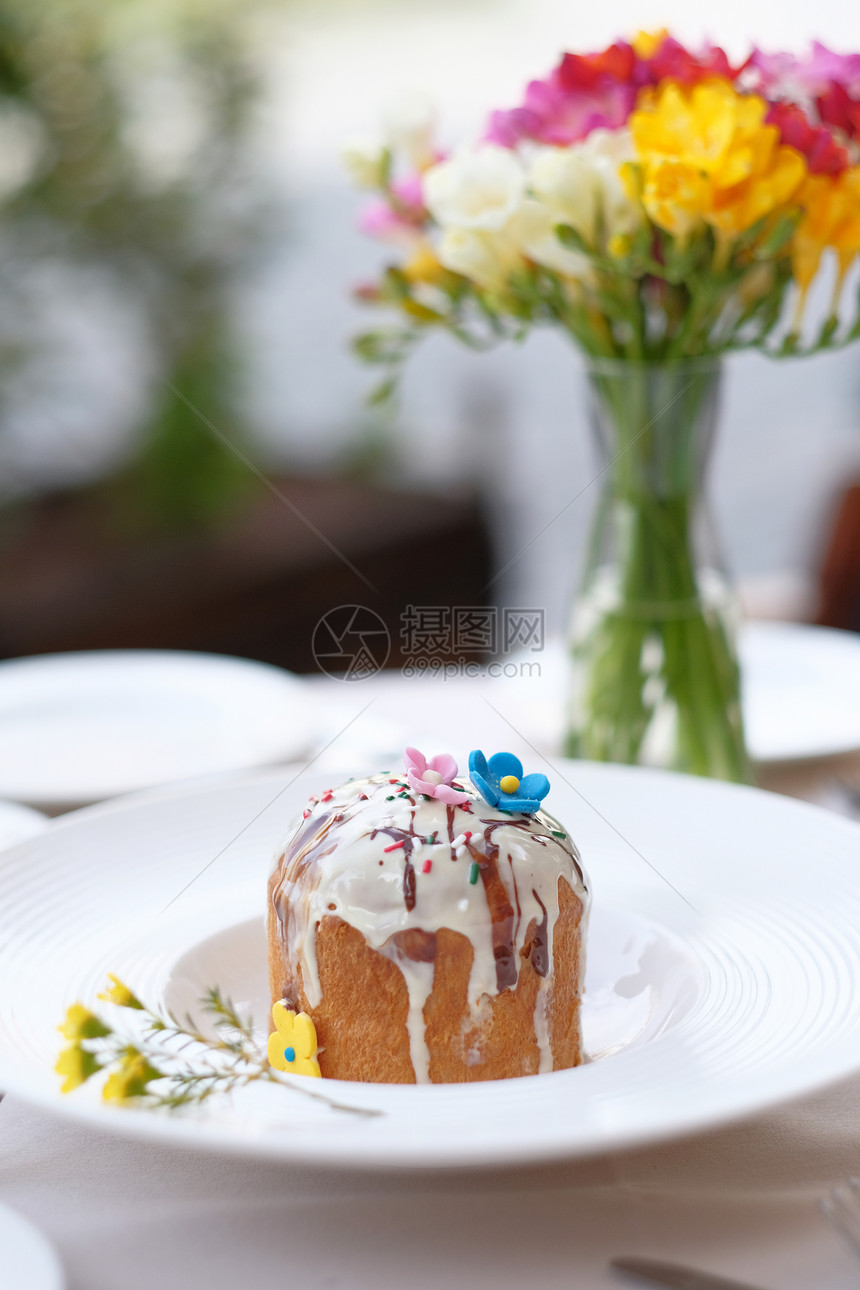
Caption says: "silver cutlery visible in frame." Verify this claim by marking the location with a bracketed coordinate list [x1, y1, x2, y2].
[611, 1256, 772, 1290]
[821, 1177, 860, 1259]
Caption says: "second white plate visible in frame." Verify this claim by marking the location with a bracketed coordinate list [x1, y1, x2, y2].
[0, 651, 313, 809]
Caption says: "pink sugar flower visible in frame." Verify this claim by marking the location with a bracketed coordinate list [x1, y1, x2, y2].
[403, 747, 471, 805]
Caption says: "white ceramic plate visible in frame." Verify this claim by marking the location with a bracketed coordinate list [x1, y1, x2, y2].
[0, 1202, 64, 1290]
[504, 623, 860, 765]
[0, 800, 46, 851]
[2, 762, 860, 1170]
[741, 621, 860, 762]
[0, 651, 313, 809]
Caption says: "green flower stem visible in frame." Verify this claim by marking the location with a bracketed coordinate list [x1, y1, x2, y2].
[566, 362, 753, 784]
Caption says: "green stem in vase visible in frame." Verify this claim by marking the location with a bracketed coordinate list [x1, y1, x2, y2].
[565, 360, 752, 785]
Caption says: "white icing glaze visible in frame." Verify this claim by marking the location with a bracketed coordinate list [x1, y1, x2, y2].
[269, 772, 590, 1081]
[533, 979, 552, 1074]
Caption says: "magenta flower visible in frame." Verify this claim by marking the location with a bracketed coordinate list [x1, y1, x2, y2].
[403, 747, 471, 805]
[487, 71, 634, 147]
[751, 42, 860, 97]
[357, 171, 429, 244]
[766, 101, 849, 174]
[358, 200, 419, 243]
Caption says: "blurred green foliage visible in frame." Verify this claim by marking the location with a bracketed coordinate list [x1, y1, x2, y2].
[0, 0, 283, 528]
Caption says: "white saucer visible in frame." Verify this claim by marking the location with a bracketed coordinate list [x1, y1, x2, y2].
[0, 1202, 64, 1290]
[503, 622, 860, 765]
[2, 762, 860, 1170]
[0, 800, 46, 851]
[0, 651, 314, 809]
[742, 621, 860, 762]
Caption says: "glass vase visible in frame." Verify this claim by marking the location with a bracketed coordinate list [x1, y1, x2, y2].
[564, 358, 753, 784]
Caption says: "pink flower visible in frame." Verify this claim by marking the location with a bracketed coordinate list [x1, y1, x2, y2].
[357, 173, 429, 244]
[359, 200, 423, 244]
[646, 36, 744, 85]
[391, 173, 426, 210]
[403, 747, 471, 805]
[817, 82, 860, 143]
[766, 101, 850, 174]
[487, 73, 634, 147]
[485, 36, 748, 149]
[751, 42, 860, 98]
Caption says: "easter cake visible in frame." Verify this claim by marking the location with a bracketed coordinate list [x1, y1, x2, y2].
[267, 747, 589, 1083]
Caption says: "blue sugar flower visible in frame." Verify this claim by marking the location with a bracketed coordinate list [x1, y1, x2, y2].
[468, 750, 550, 815]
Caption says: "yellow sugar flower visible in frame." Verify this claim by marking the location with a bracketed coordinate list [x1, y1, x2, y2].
[58, 1003, 111, 1041]
[56, 1043, 101, 1094]
[629, 79, 807, 240]
[267, 1002, 321, 1078]
[793, 167, 860, 292]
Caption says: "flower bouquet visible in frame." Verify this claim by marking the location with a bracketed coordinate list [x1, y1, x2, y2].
[347, 33, 860, 782]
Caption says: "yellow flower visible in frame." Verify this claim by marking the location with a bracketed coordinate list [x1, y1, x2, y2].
[402, 240, 448, 285]
[267, 1002, 321, 1078]
[102, 1050, 163, 1103]
[792, 167, 860, 292]
[632, 29, 668, 59]
[98, 975, 144, 1010]
[629, 79, 807, 241]
[58, 1003, 111, 1041]
[55, 1044, 101, 1094]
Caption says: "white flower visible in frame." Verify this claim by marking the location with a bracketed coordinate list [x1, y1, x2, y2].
[529, 128, 640, 248]
[381, 89, 437, 171]
[424, 145, 525, 232]
[437, 226, 523, 292]
[512, 200, 594, 281]
[529, 149, 598, 243]
[342, 139, 388, 190]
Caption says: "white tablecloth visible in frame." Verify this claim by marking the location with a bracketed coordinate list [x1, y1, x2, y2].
[4, 666, 860, 1289]
[2, 1079, 860, 1289]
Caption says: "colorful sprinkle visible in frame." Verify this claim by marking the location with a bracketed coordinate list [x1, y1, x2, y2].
[384, 840, 406, 853]
[422, 859, 432, 874]
[284, 1046, 295, 1063]
[385, 795, 395, 801]
[426, 832, 438, 845]
[552, 830, 567, 839]
[469, 861, 480, 885]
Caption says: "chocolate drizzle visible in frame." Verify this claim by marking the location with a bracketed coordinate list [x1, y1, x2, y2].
[370, 826, 418, 912]
[466, 822, 518, 994]
[530, 889, 550, 977]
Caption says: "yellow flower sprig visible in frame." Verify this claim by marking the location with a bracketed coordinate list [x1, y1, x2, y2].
[55, 981, 378, 1117]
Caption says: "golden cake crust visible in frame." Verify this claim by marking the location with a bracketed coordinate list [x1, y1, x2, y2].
[267, 874, 584, 1083]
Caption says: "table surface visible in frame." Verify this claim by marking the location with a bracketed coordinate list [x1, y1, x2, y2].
[3, 664, 860, 1290]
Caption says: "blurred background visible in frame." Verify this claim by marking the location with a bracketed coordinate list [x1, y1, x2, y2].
[2, 0, 860, 674]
